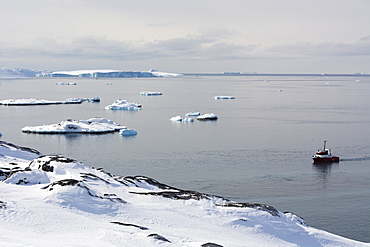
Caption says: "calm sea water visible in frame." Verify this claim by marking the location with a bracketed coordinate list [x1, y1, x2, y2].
[1, 75, 369, 242]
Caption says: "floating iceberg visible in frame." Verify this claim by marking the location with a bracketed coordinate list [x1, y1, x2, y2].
[119, 129, 138, 136]
[105, 99, 142, 111]
[21, 118, 125, 134]
[213, 96, 235, 99]
[197, 113, 218, 121]
[0, 98, 85, 106]
[56, 82, 77, 85]
[0, 141, 367, 247]
[185, 111, 200, 116]
[183, 117, 195, 122]
[170, 116, 183, 121]
[140, 91, 163, 96]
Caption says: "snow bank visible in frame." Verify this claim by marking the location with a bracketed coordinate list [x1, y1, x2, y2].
[0, 141, 368, 246]
[105, 99, 142, 111]
[21, 118, 125, 134]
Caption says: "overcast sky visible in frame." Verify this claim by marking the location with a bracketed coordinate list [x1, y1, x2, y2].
[1, 0, 370, 73]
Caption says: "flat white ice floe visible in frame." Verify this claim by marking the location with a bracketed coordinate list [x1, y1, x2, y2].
[197, 113, 218, 120]
[56, 82, 77, 85]
[0, 141, 368, 247]
[105, 99, 142, 110]
[140, 91, 163, 96]
[213, 95, 235, 99]
[170, 116, 183, 121]
[0, 97, 100, 105]
[185, 111, 200, 116]
[21, 118, 125, 134]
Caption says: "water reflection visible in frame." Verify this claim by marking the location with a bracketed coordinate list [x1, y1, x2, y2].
[312, 162, 339, 189]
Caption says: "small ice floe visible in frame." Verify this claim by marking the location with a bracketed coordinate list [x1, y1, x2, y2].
[105, 82, 113, 85]
[56, 82, 77, 85]
[64, 98, 86, 104]
[0, 132, 2, 137]
[197, 113, 218, 121]
[170, 116, 183, 121]
[90, 96, 100, 102]
[212, 96, 235, 99]
[105, 99, 142, 111]
[185, 112, 200, 117]
[140, 91, 163, 96]
[21, 118, 125, 134]
[119, 129, 138, 136]
[183, 117, 194, 122]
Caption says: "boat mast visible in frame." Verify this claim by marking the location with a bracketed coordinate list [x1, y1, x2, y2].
[323, 140, 327, 150]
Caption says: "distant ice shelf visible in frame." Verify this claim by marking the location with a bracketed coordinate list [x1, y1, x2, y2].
[38, 69, 182, 78]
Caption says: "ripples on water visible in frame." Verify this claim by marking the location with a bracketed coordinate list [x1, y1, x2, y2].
[0, 76, 369, 242]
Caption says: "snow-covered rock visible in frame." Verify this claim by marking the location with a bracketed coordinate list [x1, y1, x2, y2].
[21, 118, 125, 134]
[0, 141, 368, 246]
[105, 99, 142, 111]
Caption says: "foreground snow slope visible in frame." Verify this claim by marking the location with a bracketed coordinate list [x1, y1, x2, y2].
[0, 141, 368, 247]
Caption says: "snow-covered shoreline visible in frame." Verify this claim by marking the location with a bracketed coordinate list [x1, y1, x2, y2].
[0, 141, 368, 246]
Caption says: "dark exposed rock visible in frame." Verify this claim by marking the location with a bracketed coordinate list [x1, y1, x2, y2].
[28, 155, 75, 171]
[121, 176, 178, 190]
[129, 190, 214, 201]
[15, 178, 29, 185]
[216, 202, 280, 217]
[81, 173, 110, 184]
[110, 221, 148, 230]
[0, 201, 6, 209]
[41, 163, 54, 172]
[147, 233, 171, 242]
[43, 179, 80, 190]
[201, 243, 224, 247]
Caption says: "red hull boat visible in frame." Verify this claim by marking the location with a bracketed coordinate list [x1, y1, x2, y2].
[312, 140, 339, 163]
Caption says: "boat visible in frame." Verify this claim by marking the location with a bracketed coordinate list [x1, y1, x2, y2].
[312, 140, 339, 163]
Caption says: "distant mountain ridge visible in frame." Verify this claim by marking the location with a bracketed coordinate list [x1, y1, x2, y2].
[0, 67, 44, 78]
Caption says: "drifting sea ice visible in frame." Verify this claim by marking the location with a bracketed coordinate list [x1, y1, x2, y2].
[170, 116, 183, 121]
[212, 96, 235, 99]
[185, 112, 201, 116]
[140, 91, 163, 96]
[119, 129, 138, 136]
[21, 118, 125, 134]
[105, 99, 142, 111]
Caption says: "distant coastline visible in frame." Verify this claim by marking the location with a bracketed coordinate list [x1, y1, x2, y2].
[183, 73, 370, 77]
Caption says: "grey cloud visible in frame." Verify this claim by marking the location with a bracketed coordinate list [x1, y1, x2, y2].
[265, 36, 370, 57]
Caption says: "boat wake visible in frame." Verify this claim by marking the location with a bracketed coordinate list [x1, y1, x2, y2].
[340, 156, 370, 162]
